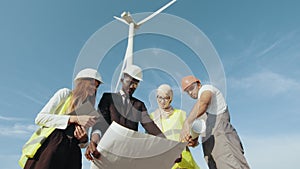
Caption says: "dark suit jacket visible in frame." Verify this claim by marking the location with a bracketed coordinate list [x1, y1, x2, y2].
[92, 92, 164, 137]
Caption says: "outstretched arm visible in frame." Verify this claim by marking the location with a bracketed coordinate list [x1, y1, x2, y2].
[180, 90, 212, 142]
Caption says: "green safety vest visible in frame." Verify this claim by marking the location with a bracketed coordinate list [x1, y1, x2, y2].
[18, 95, 72, 168]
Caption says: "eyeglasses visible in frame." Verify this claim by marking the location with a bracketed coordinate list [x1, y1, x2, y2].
[157, 96, 171, 102]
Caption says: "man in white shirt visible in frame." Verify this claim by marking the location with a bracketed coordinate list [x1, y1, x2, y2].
[180, 75, 250, 169]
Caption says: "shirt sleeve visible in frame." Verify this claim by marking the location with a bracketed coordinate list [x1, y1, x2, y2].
[91, 93, 111, 138]
[35, 88, 71, 129]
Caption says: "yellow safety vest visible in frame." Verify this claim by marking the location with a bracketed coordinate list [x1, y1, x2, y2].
[18, 95, 72, 168]
[150, 109, 200, 169]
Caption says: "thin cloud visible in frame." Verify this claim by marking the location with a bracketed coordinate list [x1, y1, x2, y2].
[15, 90, 45, 105]
[0, 115, 25, 121]
[227, 31, 298, 70]
[229, 70, 300, 96]
[254, 31, 298, 58]
[255, 39, 281, 58]
[0, 124, 37, 137]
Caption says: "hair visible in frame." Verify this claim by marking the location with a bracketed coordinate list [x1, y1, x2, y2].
[68, 78, 97, 113]
[156, 84, 173, 102]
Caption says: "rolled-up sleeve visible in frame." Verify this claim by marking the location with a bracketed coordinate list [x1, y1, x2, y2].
[91, 93, 111, 138]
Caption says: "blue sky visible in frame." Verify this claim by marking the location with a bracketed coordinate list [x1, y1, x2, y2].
[1, 0, 300, 169]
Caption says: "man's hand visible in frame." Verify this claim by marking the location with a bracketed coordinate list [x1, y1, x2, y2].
[188, 137, 199, 147]
[85, 141, 101, 161]
[180, 120, 191, 142]
[174, 153, 182, 163]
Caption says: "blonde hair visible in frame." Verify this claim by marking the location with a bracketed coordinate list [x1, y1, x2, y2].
[68, 78, 97, 113]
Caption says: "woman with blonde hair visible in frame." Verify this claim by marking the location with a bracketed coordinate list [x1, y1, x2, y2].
[20, 68, 103, 169]
[150, 84, 200, 169]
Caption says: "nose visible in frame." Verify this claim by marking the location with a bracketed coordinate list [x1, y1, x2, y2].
[129, 83, 138, 89]
[158, 98, 165, 103]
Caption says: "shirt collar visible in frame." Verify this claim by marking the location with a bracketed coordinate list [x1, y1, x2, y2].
[119, 89, 126, 96]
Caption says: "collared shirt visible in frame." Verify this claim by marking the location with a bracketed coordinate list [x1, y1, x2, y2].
[119, 89, 129, 105]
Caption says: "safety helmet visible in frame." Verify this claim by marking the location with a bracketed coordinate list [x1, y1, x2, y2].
[181, 75, 200, 91]
[123, 65, 143, 81]
[74, 68, 103, 83]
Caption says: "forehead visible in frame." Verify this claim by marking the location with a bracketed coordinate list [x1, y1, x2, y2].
[123, 74, 139, 83]
[185, 82, 197, 91]
[157, 92, 168, 97]
[157, 90, 169, 97]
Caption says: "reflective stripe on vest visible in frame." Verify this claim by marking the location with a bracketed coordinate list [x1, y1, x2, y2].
[19, 95, 71, 168]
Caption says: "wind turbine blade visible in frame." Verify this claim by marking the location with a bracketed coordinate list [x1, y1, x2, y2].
[137, 0, 176, 26]
[114, 16, 129, 25]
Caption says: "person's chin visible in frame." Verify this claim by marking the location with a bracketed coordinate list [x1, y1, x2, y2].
[160, 105, 167, 109]
[128, 90, 135, 96]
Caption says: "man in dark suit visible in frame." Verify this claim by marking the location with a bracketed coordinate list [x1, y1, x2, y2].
[85, 65, 164, 160]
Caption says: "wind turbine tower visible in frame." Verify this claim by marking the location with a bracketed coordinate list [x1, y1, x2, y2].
[114, 0, 177, 91]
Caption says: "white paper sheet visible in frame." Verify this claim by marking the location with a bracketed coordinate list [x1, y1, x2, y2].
[90, 121, 187, 169]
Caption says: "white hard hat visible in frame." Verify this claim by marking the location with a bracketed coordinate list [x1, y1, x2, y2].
[74, 68, 103, 83]
[123, 65, 143, 81]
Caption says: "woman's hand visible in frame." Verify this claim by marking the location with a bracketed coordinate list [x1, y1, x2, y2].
[74, 125, 88, 143]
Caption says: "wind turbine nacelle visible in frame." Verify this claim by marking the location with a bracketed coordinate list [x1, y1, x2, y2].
[121, 11, 135, 24]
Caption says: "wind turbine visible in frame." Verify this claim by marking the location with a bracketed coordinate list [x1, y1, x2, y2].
[114, 0, 177, 92]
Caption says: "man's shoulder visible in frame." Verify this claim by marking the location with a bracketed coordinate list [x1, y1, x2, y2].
[101, 92, 121, 99]
[131, 96, 143, 104]
[201, 85, 221, 93]
[201, 85, 215, 92]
